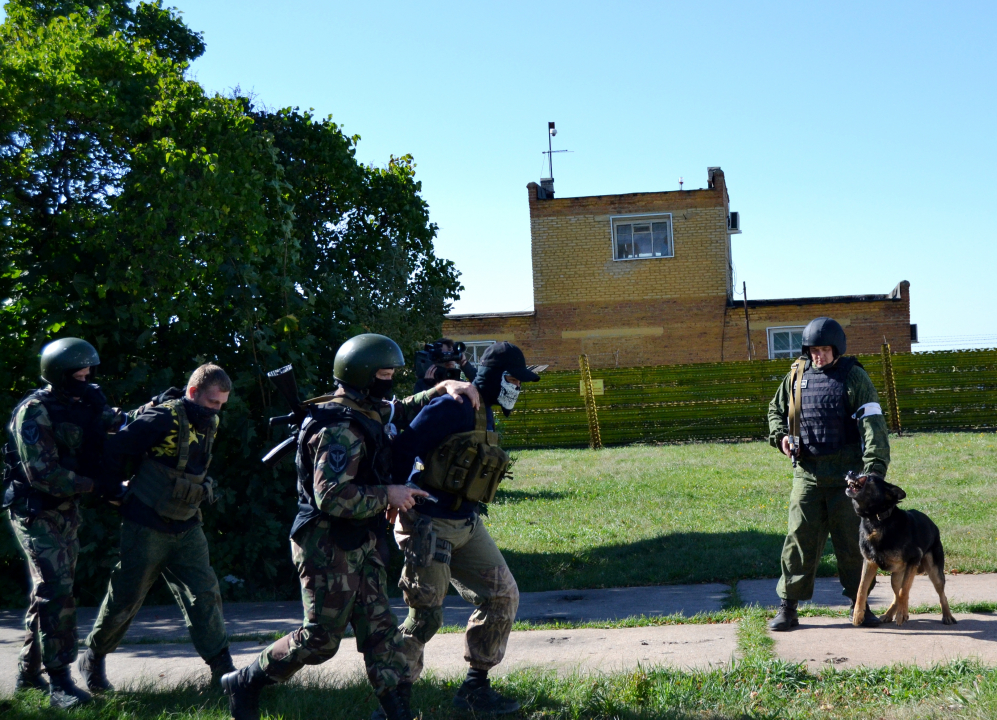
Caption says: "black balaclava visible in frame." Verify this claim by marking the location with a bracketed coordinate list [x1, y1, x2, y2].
[183, 395, 218, 432]
[472, 365, 504, 411]
[367, 377, 394, 400]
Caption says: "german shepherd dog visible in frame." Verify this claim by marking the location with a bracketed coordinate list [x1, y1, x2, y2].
[845, 472, 957, 627]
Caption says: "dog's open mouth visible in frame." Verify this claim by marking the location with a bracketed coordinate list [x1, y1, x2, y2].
[845, 473, 867, 498]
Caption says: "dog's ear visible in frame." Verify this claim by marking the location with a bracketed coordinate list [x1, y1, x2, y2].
[886, 483, 906, 503]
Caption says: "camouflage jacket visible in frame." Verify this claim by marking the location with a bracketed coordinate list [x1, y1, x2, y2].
[8, 388, 118, 498]
[303, 388, 441, 520]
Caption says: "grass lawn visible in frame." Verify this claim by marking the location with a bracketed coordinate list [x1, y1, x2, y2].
[6, 609, 997, 719]
[486, 432, 997, 592]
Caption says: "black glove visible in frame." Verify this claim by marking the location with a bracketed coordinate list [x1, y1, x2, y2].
[80, 383, 108, 411]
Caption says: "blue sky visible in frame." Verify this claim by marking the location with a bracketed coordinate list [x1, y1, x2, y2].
[7, 2, 995, 348]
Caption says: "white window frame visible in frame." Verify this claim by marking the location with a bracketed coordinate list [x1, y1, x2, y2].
[462, 341, 496, 363]
[609, 213, 674, 261]
[766, 326, 806, 360]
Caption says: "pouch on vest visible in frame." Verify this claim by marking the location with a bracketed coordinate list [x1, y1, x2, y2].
[421, 407, 511, 510]
[128, 399, 215, 522]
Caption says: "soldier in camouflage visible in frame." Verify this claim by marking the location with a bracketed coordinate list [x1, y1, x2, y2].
[79, 364, 236, 692]
[767, 318, 891, 631]
[3, 338, 124, 709]
[223, 334, 480, 720]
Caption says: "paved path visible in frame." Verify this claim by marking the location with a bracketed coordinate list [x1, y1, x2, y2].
[0, 574, 993, 692]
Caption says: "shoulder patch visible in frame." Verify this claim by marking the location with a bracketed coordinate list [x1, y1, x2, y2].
[20, 420, 40, 446]
[327, 443, 349, 474]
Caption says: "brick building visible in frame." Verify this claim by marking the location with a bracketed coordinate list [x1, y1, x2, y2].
[443, 168, 913, 369]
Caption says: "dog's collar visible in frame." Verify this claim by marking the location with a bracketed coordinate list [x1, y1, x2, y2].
[871, 508, 893, 522]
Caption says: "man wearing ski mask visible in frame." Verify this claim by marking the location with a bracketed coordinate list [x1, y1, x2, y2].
[384, 341, 541, 716]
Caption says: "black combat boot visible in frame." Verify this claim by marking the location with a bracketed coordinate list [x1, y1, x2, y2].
[453, 669, 520, 714]
[850, 602, 882, 628]
[768, 599, 799, 631]
[15, 668, 50, 693]
[221, 659, 275, 720]
[47, 667, 92, 710]
[78, 648, 113, 693]
[374, 684, 414, 720]
[206, 647, 236, 687]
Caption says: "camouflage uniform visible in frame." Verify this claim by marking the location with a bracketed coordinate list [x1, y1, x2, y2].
[5, 392, 111, 675]
[258, 392, 436, 693]
[395, 510, 518, 681]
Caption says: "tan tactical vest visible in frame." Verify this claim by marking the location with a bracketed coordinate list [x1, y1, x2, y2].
[129, 399, 216, 521]
[420, 406, 511, 510]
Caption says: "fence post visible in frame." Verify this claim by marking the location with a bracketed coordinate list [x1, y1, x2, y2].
[579, 354, 603, 449]
[881, 342, 902, 435]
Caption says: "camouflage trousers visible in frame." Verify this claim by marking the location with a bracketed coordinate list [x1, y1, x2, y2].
[394, 511, 519, 682]
[8, 503, 80, 674]
[258, 520, 407, 694]
[85, 519, 228, 660]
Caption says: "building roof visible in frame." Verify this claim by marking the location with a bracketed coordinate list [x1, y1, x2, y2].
[445, 310, 535, 321]
[733, 282, 908, 309]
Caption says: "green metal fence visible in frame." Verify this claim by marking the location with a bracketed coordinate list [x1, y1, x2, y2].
[498, 349, 997, 449]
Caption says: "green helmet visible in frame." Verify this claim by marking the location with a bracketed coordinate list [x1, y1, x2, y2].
[40, 337, 100, 386]
[333, 334, 405, 392]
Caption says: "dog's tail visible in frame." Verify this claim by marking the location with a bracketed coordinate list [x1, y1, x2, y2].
[931, 538, 945, 574]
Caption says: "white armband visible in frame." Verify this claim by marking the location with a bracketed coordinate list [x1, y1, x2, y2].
[852, 402, 883, 420]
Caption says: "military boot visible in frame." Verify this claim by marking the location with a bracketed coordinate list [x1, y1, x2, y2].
[15, 669, 50, 693]
[850, 602, 882, 628]
[78, 648, 113, 693]
[47, 667, 92, 710]
[370, 682, 412, 720]
[221, 659, 275, 720]
[768, 599, 799, 631]
[374, 684, 414, 720]
[453, 671, 520, 714]
[206, 647, 236, 687]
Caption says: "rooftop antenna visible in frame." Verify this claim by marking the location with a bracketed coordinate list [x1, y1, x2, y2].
[541, 121, 571, 189]
[679, 177, 684, 190]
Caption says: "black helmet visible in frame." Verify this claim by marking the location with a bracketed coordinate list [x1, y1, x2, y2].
[801, 318, 846, 357]
[333, 334, 405, 392]
[40, 337, 100, 386]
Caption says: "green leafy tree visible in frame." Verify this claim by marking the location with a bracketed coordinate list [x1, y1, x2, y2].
[0, 0, 461, 606]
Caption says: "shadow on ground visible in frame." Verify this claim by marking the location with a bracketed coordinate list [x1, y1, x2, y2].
[499, 530, 842, 593]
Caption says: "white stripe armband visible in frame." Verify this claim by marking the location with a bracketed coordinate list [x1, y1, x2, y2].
[852, 402, 883, 420]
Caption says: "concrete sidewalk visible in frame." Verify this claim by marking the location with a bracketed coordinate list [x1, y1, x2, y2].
[0, 574, 993, 693]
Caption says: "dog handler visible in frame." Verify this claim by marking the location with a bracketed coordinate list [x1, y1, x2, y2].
[767, 317, 891, 631]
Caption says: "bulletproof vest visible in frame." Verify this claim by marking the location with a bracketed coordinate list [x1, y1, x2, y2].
[293, 398, 390, 551]
[3, 388, 105, 512]
[799, 357, 861, 456]
[420, 405, 511, 511]
[128, 399, 216, 522]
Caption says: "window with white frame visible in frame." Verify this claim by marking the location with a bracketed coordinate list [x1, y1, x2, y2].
[611, 214, 673, 260]
[463, 341, 496, 363]
[767, 326, 806, 360]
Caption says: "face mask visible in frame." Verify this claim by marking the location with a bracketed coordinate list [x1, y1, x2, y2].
[368, 378, 394, 400]
[496, 377, 521, 412]
[63, 377, 91, 398]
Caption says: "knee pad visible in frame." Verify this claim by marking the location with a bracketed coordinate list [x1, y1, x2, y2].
[401, 606, 443, 644]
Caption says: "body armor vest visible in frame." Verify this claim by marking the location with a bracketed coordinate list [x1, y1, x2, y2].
[3, 388, 105, 513]
[292, 398, 390, 550]
[799, 357, 861, 456]
[128, 399, 216, 522]
[420, 405, 511, 511]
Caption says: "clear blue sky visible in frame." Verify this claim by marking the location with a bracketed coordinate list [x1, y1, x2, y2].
[8, 2, 996, 348]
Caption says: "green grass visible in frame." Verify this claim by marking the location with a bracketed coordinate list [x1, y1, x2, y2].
[486, 433, 997, 592]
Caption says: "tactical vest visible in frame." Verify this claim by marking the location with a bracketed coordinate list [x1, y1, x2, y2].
[128, 399, 216, 522]
[799, 357, 861, 456]
[293, 397, 391, 550]
[420, 405, 511, 511]
[3, 388, 106, 513]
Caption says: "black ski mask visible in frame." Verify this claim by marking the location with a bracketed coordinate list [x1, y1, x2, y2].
[368, 377, 394, 400]
[472, 365, 506, 415]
